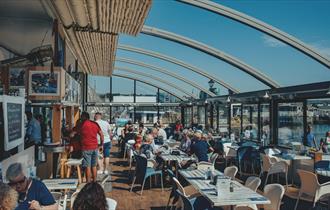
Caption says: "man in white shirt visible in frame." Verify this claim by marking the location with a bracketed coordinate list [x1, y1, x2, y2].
[94, 112, 112, 174]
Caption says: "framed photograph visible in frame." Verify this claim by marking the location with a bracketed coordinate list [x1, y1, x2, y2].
[29, 71, 60, 96]
[9, 67, 25, 87]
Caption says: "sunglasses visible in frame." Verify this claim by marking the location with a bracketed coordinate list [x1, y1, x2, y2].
[8, 176, 26, 187]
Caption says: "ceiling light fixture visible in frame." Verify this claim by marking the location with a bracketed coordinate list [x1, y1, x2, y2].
[226, 96, 231, 103]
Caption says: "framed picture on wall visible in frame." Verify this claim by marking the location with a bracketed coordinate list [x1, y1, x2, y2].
[29, 71, 60, 96]
[9, 67, 25, 87]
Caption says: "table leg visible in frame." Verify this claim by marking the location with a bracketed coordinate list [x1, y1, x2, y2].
[53, 153, 59, 178]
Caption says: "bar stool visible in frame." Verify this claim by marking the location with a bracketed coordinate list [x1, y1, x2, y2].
[66, 158, 83, 184]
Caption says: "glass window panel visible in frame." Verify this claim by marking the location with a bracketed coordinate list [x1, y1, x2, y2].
[278, 102, 304, 147]
[307, 99, 330, 147]
[112, 77, 134, 103]
[184, 107, 192, 128]
[231, 104, 242, 139]
[111, 106, 134, 122]
[193, 106, 198, 127]
[159, 106, 181, 125]
[198, 106, 205, 128]
[136, 81, 157, 103]
[87, 75, 110, 102]
[134, 106, 157, 125]
[261, 103, 271, 145]
[242, 104, 258, 141]
[219, 104, 229, 135]
[86, 106, 111, 121]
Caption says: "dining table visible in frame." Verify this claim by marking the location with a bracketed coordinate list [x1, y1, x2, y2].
[43, 178, 78, 191]
[179, 169, 270, 209]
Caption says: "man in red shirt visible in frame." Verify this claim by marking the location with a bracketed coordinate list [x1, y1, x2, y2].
[71, 112, 104, 182]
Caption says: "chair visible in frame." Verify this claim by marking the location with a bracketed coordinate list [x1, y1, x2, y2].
[260, 154, 288, 188]
[58, 194, 67, 210]
[70, 191, 79, 209]
[224, 166, 238, 180]
[223, 143, 237, 166]
[245, 176, 262, 192]
[124, 139, 135, 160]
[237, 146, 256, 175]
[101, 174, 111, 189]
[106, 198, 117, 210]
[210, 152, 219, 167]
[294, 169, 330, 210]
[234, 177, 261, 210]
[51, 192, 62, 201]
[166, 169, 180, 210]
[197, 161, 213, 170]
[66, 158, 83, 184]
[175, 189, 217, 210]
[264, 184, 285, 210]
[130, 154, 163, 195]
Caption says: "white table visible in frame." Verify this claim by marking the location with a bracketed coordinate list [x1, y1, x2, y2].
[179, 169, 270, 208]
[43, 178, 78, 191]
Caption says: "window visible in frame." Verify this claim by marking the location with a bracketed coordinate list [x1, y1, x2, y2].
[218, 104, 229, 134]
[307, 99, 330, 146]
[231, 103, 242, 138]
[260, 103, 271, 145]
[278, 102, 304, 146]
[242, 104, 258, 141]
[184, 107, 192, 127]
[87, 75, 110, 102]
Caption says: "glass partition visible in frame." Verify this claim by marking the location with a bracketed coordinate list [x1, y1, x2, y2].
[242, 104, 258, 140]
[184, 106, 192, 128]
[260, 103, 271, 145]
[218, 104, 229, 135]
[87, 75, 110, 102]
[198, 106, 205, 128]
[231, 103, 242, 139]
[307, 98, 330, 146]
[112, 77, 134, 103]
[278, 102, 304, 147]
[159, 106, 181, 125]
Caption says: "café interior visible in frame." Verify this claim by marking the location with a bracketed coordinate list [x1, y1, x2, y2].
[0, 0, 330, 210]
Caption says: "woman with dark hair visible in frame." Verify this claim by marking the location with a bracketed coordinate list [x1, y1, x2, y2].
[73, 182, 108, 210]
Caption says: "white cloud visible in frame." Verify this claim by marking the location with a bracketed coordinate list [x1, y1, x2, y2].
[262, 34, 287, 48]
[309, 42, 330, 59]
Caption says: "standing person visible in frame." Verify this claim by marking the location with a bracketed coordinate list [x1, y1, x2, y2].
[303, 125, 317, 148]
[0, 182, 18, 210]
[6, 163, 58, 210]
[25, 112, 41, 144]
[94, 112, 112, 175]
[25, 111, 41, 161]
[71, 112, 104, 183]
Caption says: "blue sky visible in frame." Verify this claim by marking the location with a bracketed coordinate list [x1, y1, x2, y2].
[91, 0, 330, 98]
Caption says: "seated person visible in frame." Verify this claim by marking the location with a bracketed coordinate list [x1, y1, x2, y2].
[73, 182, 116, 210]
[180, 129, 191, 153]
[134, 134, 143, 150]
[6, 163, 58, 210]
[68, 124, 82, 159]
[139, 134, 155, 159]
[190, 132, 214, 162]
[0, 182, 18, 210]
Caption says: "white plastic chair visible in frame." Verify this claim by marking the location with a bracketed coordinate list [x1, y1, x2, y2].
[260, 154, 288, 188]
[124, 139, 135, 160]
[245, 176, 262, 192]
[294, 169, 330, 210]
[106, 198, 117, 210]
[58, 194, 67, 210]
[197, 161, 214, 170]
[172, 177, 199, 210]
[223, 143, 237, 166]
[234, 177, 262, 210]
[70, 191, 79, 209]
[224, 166, 238, 180]
[264, 184, 285, 210]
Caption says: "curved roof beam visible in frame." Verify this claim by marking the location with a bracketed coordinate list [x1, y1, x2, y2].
[117, 44, 239, 93]
[114, 67, 197, 99]
[116, 57, 216, 97]
[112, 73, 184, 101]
[178, 0, 330, 69]
[141, 26, 280, 89]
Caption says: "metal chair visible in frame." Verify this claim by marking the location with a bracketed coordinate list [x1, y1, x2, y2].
[130, 154, 163, 195]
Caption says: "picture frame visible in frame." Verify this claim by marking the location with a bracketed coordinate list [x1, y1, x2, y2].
[29, 71, 60, 96]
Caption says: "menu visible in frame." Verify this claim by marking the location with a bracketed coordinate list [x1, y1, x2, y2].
[7, 102, 22, 142]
